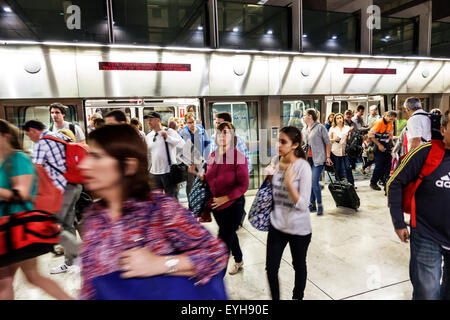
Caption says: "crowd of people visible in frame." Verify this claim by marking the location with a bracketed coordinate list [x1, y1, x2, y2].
[0, 98, 448, 301]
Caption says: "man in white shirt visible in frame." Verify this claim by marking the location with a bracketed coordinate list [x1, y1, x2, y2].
[145, 112, 185, 197]
[404, 97, 431, 152]
[367, 105, 381, 129]
[49, 103, 85, 144]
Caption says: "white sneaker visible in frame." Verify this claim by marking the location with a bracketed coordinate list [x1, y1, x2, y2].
[50, 263, 69, 274]
[228, 261, 244, 275]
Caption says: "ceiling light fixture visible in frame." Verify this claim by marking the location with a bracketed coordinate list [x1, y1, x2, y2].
[232, 27, 239, 32]
[3, 6, 12, 12]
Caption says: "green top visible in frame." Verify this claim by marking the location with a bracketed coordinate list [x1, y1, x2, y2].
[0, 151, 37, 216]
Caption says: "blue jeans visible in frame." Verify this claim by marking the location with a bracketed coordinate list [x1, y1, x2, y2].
[308, 157, 324, 205]
[331, 154, 354, 185]
[410, 229, 450, 300]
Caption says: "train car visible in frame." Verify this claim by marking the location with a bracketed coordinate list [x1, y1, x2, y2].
[1, 44, 449, 188]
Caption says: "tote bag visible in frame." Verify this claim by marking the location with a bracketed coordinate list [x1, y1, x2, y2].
[248, 179, 273, 231]
[92, 269, 227, 300]
[188, 177, 210, 217]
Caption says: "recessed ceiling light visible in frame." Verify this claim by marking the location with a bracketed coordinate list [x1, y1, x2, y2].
[385, 35, 391, 39]
[331, 35, 338, 40]
[233, 27, 239, 32]
[267, 30, 273, 35]
[302, 34, 308, 38]
[197, 26, 203, 31]
[3, 6, 12, 13]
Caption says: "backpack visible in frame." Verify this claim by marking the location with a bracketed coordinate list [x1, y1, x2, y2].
[3, 152, 63, 214]
[402, 140, 445, 228]
[345, 131, 364, 159]
[409, 112, 443, 141]
[41, 136, 88, 184]
[33, 165, 64, 214]
[49, 123, 76, 138]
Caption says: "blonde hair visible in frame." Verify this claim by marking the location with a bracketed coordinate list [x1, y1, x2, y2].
[58, 129, 76, 142]
[184, 112, 196, 122]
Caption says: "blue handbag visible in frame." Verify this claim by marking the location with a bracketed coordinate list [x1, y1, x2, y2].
[92, 269, 228, 300]
[188, 177, 210, 217]
[248, 179, 273, 231]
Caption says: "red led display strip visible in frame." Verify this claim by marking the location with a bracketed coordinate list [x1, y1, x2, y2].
[99, 62, 191, 71]
[344, 67, 396, 75]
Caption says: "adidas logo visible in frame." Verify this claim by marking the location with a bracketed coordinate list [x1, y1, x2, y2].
[436, 172, 450, 188]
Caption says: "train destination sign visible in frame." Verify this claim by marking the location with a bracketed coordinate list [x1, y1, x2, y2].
[99, 62, 191, 71]
[344, 67, 396, 75]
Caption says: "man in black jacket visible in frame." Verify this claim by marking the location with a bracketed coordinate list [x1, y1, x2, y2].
[387, 110, 450, 300]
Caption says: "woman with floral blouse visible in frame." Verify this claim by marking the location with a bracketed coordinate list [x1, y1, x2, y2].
[78, 124, 228, 300]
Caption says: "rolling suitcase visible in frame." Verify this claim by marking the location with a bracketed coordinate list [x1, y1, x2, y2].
[326, 169, 360, 210]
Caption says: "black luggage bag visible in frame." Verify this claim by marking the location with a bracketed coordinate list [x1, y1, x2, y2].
[326, 170, 360, 210]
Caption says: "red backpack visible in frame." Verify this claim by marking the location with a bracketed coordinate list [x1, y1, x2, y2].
[402, 140, 445, 227]
[41, 136, 88, 184]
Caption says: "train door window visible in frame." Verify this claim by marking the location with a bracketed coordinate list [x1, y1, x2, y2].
[209, 101, 259, 189]
[4, 104, 78, 154]
[281, 99, 320, 129]
[331, 102, 340, 114]
[90, 107, 132, 122]
[143, 107, 176, 134]
[341, 101, 349, 113]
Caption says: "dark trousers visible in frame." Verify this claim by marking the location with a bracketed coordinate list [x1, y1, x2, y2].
[370, 147, 392, 185]
[332, 154, 354, 184]
[349, 156, 357, 170]
[152, 173, 177, 198]
[362, 156, 374, 170]
[212, 196, 245, 264]
[266, 224, 312, 300]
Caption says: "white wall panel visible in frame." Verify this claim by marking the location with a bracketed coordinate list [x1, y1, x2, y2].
[0, 44, 450, 100]
[406, 60, 445, 94]
[209, 54, 269, 96]
[75, 48, 209, 98]
[0, 46, 79, 99]
[277, 56, 332, 95]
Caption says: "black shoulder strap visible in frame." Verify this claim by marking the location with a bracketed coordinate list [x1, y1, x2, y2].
[69, 123, 76, 136]
[163, 134, 173, 166]
[49, 124, 53, 132]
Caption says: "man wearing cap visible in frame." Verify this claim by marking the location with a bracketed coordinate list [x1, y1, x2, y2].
[367, 106, 381, 129]
[145, 112, 185, 197]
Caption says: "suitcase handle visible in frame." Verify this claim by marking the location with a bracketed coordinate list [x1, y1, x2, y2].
[325, 165, 344, 189]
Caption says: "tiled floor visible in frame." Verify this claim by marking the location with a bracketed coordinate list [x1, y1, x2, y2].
[12, 168, 413, 300]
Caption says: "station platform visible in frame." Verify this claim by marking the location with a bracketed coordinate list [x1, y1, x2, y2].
[12, 168, 412, 300]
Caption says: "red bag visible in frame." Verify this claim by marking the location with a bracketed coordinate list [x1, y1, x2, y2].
[0, 210, 61, 267]
[41, 136, 88, 184]
[402, 140, 445, 227]
[33, 165, 64, 214]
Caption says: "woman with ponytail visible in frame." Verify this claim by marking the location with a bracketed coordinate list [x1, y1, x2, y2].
[265, 126, 312, 300]
[0, 119, 72, 300]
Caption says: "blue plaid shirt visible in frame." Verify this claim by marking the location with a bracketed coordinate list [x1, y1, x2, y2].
[32, 130, 69, 191]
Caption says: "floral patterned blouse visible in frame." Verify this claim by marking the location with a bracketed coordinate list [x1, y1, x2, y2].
[79, 190, 229, 300]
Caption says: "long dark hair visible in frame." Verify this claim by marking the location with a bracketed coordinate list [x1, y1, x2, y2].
[88, 124, 151, 201]
[280, 126, 306, 159]
[0, 119, 23, 151]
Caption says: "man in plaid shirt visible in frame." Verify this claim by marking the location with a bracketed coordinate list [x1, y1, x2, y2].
[24, 120, 82, 275]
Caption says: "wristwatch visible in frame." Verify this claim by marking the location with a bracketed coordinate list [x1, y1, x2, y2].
[164, 256, 180, 274]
